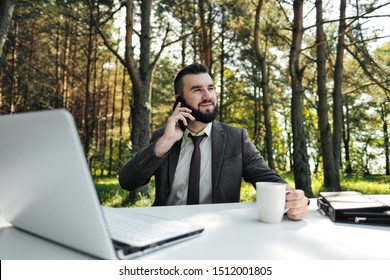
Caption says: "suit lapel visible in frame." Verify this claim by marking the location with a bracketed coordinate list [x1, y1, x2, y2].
[211, 122, 226, 193]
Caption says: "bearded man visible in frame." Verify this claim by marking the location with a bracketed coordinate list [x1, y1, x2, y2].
[119, 63, 308, 220]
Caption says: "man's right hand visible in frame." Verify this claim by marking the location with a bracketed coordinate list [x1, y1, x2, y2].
[154, 102, 194, 157]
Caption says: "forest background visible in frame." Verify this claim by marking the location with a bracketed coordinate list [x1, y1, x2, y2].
[0, 0, 389, 207]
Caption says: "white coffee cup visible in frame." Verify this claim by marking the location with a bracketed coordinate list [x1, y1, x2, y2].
[256, 182, 289, 223]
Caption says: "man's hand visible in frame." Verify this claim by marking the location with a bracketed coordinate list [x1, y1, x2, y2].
[285, 185, 309, 221]
[154, 101, 195, 157]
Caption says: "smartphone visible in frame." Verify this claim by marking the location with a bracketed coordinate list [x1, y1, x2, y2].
[172, 96, 190, 132]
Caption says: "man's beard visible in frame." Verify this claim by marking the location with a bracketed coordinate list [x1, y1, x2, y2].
[181, 97, 218, 124]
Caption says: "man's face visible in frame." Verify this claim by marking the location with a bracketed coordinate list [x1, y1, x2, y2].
[180, 73, 218, 123]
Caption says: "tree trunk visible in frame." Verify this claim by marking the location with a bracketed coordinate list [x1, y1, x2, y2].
[62, 19, 71, 108]
[95, 64, 104, 150]
[68, 19, 78, 112]
[128, 0, 153, 154]
[108, 53, 119, 176]
[89, 30, 99, 172]
[342, 97, 352, 174]
[84, 8, 94, 155]
[0, 0, 15, 70]
[180, 4, 187, 68]
[219, 6, 226, 123]
[289, 0, 313, 197]
[192, 0, 199, 62]
[101, 69, 111, 176]
[381, 102, 389, 175]
[207, 3, 213, 71]
[22, 20, 35, 111]
[315, 0, 338, 190]
[363, 136, 371, 175]
[123, 0, 154, 200]
[119, 67, 126, 162]
[0, 69, 3, 113]
[198, 0, 211, 69]
[9, 8, 18, 114]
[253, 85, 261, 149]
[331, 0, 346, 190]
[55, 19, 62, 108]
[284, 111, 293, 172]
[254, 0, 274, 170]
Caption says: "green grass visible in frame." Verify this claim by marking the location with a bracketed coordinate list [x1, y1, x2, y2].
[94, 177, 129, 207]
[339, 174, 390, 194]
[94, 177, 155, 208]
[94, 174, 390, 207]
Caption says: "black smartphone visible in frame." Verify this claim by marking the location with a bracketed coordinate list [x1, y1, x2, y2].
[172, 96, 190, 132]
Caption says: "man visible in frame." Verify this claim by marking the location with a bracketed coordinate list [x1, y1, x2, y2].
[119, 62, 309, 220]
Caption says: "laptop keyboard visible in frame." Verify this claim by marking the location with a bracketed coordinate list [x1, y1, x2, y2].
[102, 207, 192, 247]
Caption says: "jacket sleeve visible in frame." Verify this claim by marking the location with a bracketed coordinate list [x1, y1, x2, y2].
[241, 128, 286, 186]
[118, 130, 167, 191]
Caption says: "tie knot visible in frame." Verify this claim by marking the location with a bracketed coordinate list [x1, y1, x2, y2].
[189, 134, 207, 146]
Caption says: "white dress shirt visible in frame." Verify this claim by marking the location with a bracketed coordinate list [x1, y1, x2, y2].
[167, 123, 213, 205]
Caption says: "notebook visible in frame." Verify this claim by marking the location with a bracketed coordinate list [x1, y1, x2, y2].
[0, 109, 204, 259]
[317, 191, 390, 226]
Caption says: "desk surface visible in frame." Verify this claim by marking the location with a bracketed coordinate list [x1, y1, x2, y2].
[1, 200, 389, 260]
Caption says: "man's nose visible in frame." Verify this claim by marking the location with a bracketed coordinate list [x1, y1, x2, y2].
[202, 89, 213, 99]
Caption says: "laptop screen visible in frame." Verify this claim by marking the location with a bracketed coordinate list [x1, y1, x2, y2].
[0, 109, 117, 259]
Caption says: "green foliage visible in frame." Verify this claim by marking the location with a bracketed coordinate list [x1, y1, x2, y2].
[151, 58, 178, 131]
[240, 181, 256, 202]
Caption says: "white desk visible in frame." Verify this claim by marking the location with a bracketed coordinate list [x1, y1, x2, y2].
[1, 200, 389, 260]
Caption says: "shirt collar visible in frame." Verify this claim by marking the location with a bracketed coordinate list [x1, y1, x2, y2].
[184, 122, 212, 141]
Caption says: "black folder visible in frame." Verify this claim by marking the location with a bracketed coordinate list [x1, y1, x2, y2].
[317, 191, 390, 226]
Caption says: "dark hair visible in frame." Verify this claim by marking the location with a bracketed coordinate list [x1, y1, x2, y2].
[174, 62, 211, 96]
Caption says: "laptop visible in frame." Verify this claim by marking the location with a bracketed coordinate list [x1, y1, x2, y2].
[0, 109, 204, 259]
[317, 191, 390, 226]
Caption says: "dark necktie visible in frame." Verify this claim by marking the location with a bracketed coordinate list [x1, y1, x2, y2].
[187, 134, 207, 205]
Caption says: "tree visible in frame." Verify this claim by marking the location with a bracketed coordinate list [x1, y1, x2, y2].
[315, 0, 339, 190]
[90, 0, 177, 154]
[0, 0, 15, 70]
[254, 0, 275, 170]
[289, 0, 313, 197]
[198, 0, 211, 69]
[330, 0, 346, 190]
[380, 102, 389, 175]
[372, 42, 390, 175]
[88, 0, 183, 199]
[343, 3, 390, 175]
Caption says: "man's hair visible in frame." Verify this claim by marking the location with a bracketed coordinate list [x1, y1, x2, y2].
[174, 62, 211, 96]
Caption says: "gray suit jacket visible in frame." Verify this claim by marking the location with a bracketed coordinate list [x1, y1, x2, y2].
[119, 121, 285, 206]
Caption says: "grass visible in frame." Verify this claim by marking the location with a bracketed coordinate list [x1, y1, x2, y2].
[94, 174, 390, 207]
[94, 177, 155, 208]
[94, 177, 129, 207]
[338, 174, 390, 194]
[278, 173, 390, 196]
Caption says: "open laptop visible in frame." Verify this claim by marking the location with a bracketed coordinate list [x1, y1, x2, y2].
[0, 109, 204, 259]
